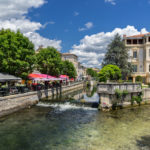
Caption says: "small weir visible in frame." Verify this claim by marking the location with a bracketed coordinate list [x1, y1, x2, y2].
[39, 86, 99, 109]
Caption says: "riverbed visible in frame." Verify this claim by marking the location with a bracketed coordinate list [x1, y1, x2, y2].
[0, 87, 150, 150]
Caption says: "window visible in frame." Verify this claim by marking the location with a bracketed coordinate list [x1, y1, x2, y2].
[133, 51, 137, 58]
[127, 40, 131, 44]
[149, 65, 150, 72]
[149, 37, 150, 42]
[139, 39, 143, 44]
[133, 40, 137, 44]
[133, 65, 137, 72]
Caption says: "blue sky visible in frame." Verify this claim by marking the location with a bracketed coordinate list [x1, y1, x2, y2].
[27, 0, 150, 52]
[0, 0, 150, 67]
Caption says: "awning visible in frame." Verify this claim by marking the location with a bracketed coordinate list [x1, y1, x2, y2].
[0, 73, 21, 82]
[28, 74, 62, 81]
[59, 75, 69, 80]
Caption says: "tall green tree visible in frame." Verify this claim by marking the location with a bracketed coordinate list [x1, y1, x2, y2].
[36, 47, 62, 76]
[99, 64, 122, 82]
[86, 68, 98, 78]
[0, 29, 36, 79]
[102, 34, 132, 79]
[62, 60, 77, 78]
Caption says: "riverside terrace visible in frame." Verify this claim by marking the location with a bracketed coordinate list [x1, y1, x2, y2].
[0, 73, 71, 97]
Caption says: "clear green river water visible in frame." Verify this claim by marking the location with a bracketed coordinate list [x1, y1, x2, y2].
[0, 87, 150, 150]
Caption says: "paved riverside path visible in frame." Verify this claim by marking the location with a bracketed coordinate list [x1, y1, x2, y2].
[0, 82, 85, 118]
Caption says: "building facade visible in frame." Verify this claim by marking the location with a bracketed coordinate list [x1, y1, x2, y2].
[123, 33, 150, 83]
[61, 53, 86, 79]
[78, 62, 87, 79]
[61, 53, 79, 77]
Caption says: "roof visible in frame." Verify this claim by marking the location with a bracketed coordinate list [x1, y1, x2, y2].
[61, 53, 78, 58]
[125, 32, 150, 38]
[0, 73, 21, 82]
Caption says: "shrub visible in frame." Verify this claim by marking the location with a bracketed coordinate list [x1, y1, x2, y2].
[98, 64, 122, 82]
[136, 76, 143, 83]
[131, 93, 143, 106]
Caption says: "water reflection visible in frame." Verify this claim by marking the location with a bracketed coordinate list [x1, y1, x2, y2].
[0, 87, 150, 150]
[42, 86, 99, 104]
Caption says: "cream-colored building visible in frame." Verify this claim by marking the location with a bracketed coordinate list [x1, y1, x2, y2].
[61, 53, 87, 79]
[61, 53, 79, 77]
[123, 33, 150, 83]
[78, 62, 87, 79]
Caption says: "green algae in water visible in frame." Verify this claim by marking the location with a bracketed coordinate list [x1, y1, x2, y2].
[0, 90, 150, 150]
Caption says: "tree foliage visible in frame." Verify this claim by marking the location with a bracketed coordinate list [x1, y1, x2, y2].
[62, 60, 77, 78]
[86, 68, 98, 77]
[136, 76, 143, 83]
[98, 64, 122, 82]
[102, 34, 132, 79]
[0, 29, 36, 79]
[36, 47, 62, 77]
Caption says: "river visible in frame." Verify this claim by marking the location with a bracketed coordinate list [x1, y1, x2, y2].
[0, 86, 150, 150]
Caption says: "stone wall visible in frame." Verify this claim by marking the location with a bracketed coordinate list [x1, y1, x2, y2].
[0, 82, 85, 118]
[97, 83, 141, 94]
[97, 83, 142, 110]
[142, 88, 150, 101]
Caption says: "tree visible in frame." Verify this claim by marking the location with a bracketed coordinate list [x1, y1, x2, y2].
[86, 68, 98, 78]
[0, 29, 36, 79]
[36, 47, 62, 76]
[98, 64, 122, 82]
[62, 60, 77, 78]
[102, 34, 132, 79]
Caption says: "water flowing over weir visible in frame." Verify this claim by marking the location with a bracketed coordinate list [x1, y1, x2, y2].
[0, 87, 150, 150]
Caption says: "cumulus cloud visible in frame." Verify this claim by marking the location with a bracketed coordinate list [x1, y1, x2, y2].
[105, 0, 116, 5]
[79, 22, 93, 32]
[25, 32, 62, 50]
[0, 0, 62, 50]
[70, 25, 148, 68]
[0, 0, 46, 20]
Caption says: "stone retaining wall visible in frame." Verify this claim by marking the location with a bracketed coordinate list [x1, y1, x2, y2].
[142, 88, 150, 101]
[98, 83, 150, 111]
[0, 82, 85, 118]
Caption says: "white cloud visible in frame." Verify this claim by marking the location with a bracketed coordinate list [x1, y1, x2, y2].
[79, 22, 93, 32]
[70, 25, 148, 68]
[42, 21, 55, 28]
[0, 18, 42, 33]
[105, 0, 116, 5]
[0, 0, 46, 20]
[25, 32, 62, 50]
[0, 0, 62, 51]
[74, 11, 79, 16]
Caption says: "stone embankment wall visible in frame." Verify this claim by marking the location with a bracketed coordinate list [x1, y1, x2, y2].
[142, 88, 150, 101]
[97, 83, 142, 109]
[98, 83, 150, 111]
[0, 82, 85, 118]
